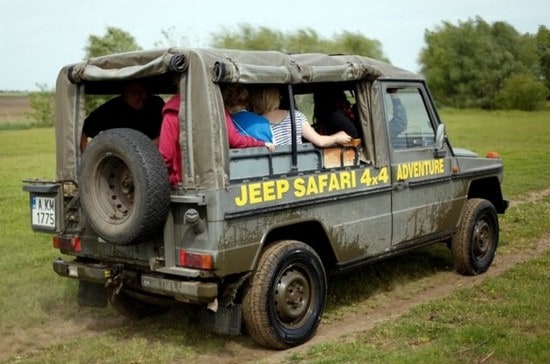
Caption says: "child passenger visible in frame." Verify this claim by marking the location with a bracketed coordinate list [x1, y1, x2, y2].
[250, 86, 352, 147]
[222, 84, 273, 143]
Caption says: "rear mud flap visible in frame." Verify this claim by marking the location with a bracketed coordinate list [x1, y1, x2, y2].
[202, 304, 242, 336]
[78, 281, 108, 308]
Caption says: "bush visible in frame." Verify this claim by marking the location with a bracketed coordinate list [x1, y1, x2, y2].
[26, 83, 54, 127]
[496, 73, 549, 111]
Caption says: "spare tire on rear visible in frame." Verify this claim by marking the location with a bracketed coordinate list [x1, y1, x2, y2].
[79, 128, 170, 244]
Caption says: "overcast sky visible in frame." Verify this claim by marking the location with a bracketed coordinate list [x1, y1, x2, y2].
[1, 0, 548, 91]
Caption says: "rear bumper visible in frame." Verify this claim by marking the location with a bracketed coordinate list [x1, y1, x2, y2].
[53, 258, 218, 302]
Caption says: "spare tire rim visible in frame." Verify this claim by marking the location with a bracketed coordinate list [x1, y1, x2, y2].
[94, 155, 134, 223]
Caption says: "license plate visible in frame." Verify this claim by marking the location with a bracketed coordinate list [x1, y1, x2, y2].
[31, 196, 56, 229]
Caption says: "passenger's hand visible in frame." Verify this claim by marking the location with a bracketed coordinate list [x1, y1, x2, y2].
[334, 131, 352, 145]
[264, 142, 276, 153]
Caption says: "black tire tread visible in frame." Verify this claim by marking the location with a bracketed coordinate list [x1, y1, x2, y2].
[243, 240, 326, 349]
[79, 128, 170, 244]
[452, 198, 498, 275]
[243, 242, 289, 348]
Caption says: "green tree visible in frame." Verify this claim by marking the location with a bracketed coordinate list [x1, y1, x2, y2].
[26, 83, 54, 127]
[496, 73, 548, 111]
[84, 27, 142, 112]
[419, 17, 540, 109]
[154, 26, 189, 48]
[535, 25, 550, 92]
[210, 24, 387, 60]
[84, 26, 141, 58]
[286, 28, 326, 53]
[210, 24, 285, 51]
[326, 31, 388, 61]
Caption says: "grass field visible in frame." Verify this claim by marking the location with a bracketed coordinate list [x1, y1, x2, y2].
[0, 106, 549, 362]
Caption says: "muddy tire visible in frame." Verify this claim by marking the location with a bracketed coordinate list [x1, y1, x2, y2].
[243, 240, 327, 349]
[452, 198, 499, 275]
[79, 128, 170, 244]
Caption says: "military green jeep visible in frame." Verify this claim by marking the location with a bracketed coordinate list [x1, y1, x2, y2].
[23, 48, 508, 349]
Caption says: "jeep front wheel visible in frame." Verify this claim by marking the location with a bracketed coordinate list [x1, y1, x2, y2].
[243, 240, 327, 349]
[452, 198, 499, 275]
[79, 128, 170, 244]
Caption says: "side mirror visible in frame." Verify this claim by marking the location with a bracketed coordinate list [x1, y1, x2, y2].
[435, 124, 446, 150]
[434, 124, 447, 158]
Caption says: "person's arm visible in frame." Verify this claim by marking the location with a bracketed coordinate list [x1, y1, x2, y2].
[389, 93, 407, 138]
[302, 112, 352, 147]
[80, 133, 89, 153]
[159, 115, 178, 165]
[225, 110, 274, 151]
[158, 112, 181, 185]
[80, 114, 96, 153]
[150, 95, 166, 144]
[302, 122, 351, 147]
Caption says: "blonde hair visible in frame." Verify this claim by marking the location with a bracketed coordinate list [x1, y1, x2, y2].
[250, 86, 280, 114]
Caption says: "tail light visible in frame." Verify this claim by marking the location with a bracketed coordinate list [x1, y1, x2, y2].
[53, 235, 81, 252]
[178, 249, 213, 270]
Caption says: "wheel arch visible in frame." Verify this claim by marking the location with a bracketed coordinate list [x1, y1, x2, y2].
[467, 176, 508, 213]
[256, 219, 337, 273]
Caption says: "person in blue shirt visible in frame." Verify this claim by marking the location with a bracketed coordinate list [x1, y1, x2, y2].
[223, 84, 273, 143]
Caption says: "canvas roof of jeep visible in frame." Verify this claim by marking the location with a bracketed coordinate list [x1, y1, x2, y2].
[54, 47, 423, 188]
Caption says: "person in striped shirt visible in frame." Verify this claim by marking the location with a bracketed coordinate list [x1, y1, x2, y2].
[250, 86, 351, 147]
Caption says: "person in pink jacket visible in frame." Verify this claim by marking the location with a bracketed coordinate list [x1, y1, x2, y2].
[158, 94, 182, 186]
[159, 92, 275, 187]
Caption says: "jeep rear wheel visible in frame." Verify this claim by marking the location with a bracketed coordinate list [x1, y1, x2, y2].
[79, 128, 170, 244]
[243, 240, 327, 349]
[452, 198, 499, 275]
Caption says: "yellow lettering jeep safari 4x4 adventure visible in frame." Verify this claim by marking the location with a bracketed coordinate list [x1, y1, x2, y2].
[23, 48, 508, 349]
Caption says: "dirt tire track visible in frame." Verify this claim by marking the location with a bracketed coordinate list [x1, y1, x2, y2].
[201, 189, 550, 363]
[203, 235, 550, 364]
[3, 189, 550, 362]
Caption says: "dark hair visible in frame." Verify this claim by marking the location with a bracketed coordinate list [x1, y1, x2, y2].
[221, 84, 249, 112]
[313, 90, 347, 122]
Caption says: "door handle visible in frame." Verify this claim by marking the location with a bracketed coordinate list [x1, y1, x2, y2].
[395, 180, 409, 191]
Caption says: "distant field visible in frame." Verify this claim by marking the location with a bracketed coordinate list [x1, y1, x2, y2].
[0, 94, 31, 123]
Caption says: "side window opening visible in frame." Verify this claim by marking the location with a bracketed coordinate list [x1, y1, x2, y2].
[228, 82, 367, 182]
[310, 89, 360, 138]
[384, 87, 435, 150]
[80, 75, 177, 154]
[307, 84, 368, 167]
